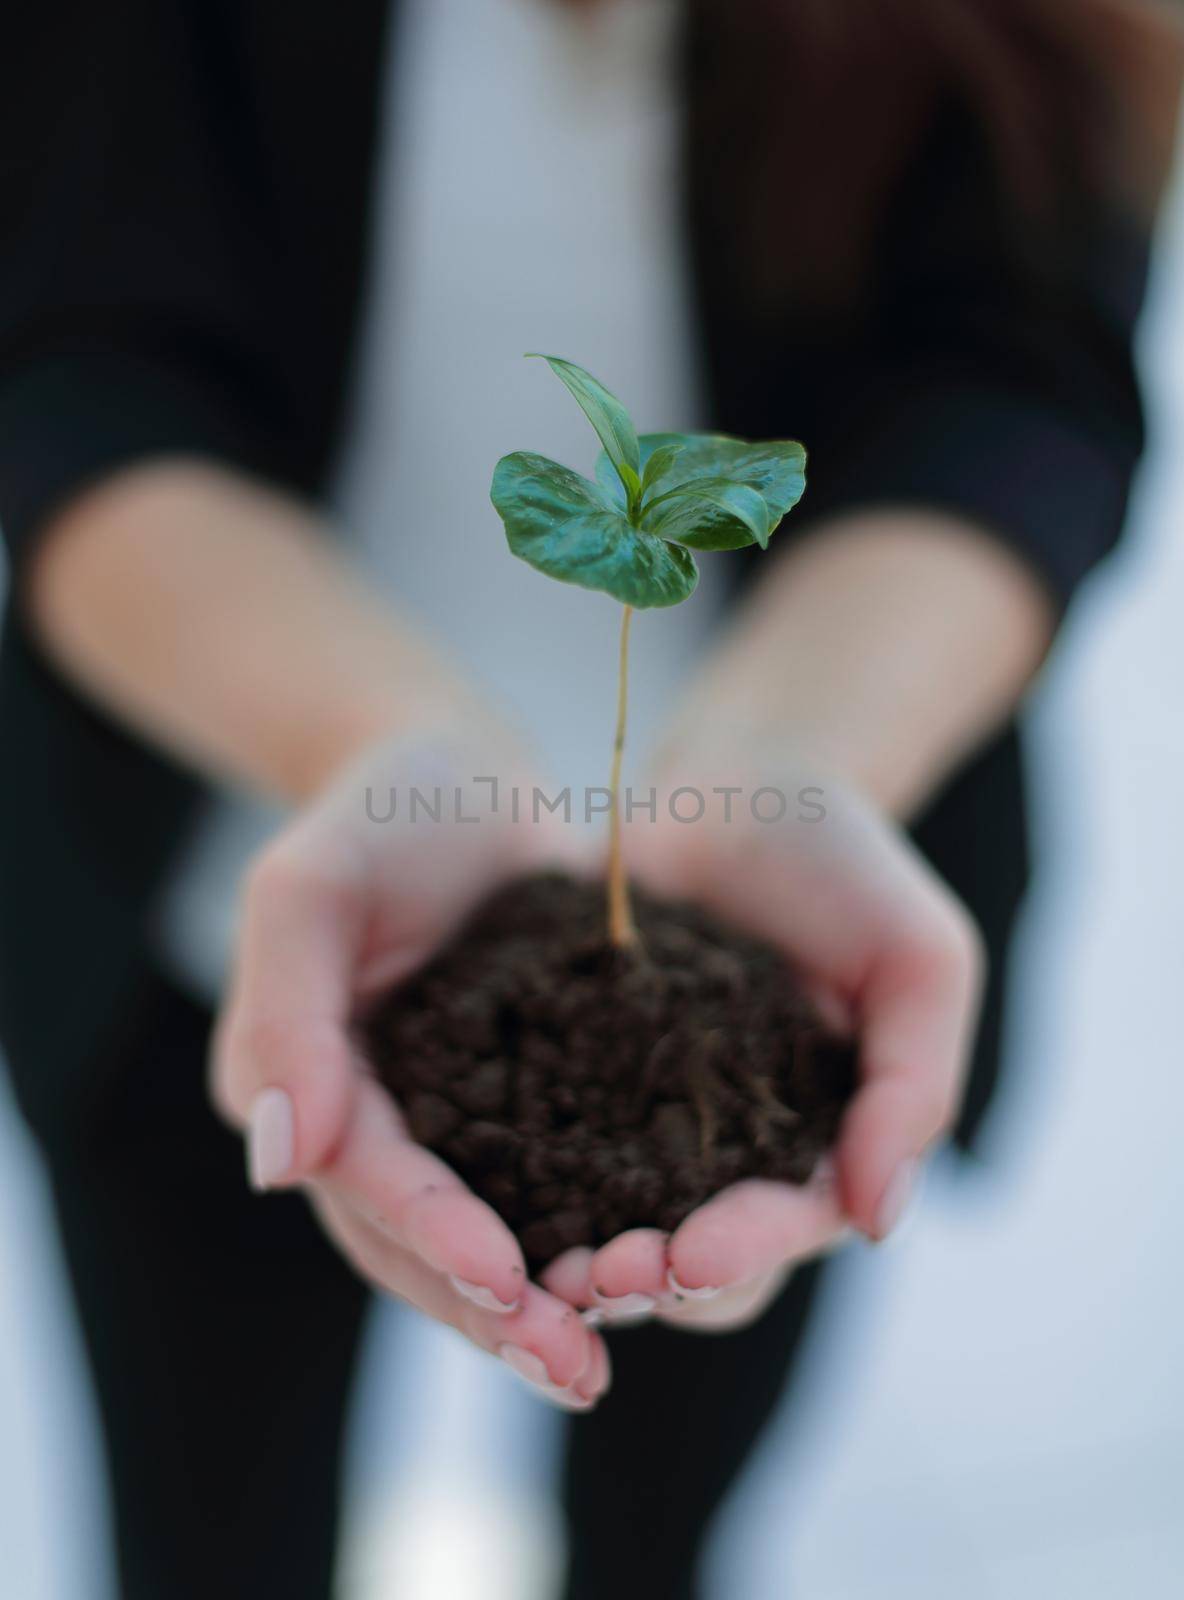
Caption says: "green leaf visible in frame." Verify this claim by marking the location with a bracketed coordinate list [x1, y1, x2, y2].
[636, 432, 807, 524]
[640, 442, 685, 498]
[595, 450, 629, 511]
[527, 355, 642, 500]
[645, 477, 773, 551]
[596, 440, 683, 517]
[617, 460, 643, 511]
[491, 452, 699, 610]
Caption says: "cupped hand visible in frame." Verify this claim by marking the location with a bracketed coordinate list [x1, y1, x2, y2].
[211, 724, 610, 1409]
[544, 748, 983, 1334]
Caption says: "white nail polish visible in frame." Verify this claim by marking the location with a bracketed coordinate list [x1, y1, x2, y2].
[875, 1160, 919, 1241]
[449, 1275, 519, 1314]
[498, 1344, 551, 1388]
[666, 1270, 721, 1301]
[247, 1088, 294, 1191]
[550, 1391, 594, 1413]
[809, 1154, 838, 1195]
[581, 1307, 606, 1329]
[592, 1291, 656, 1322]
[498, 1346, 599, 1410]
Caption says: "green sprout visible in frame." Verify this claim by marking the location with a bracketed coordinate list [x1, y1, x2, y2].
[491, 355, 807, 948]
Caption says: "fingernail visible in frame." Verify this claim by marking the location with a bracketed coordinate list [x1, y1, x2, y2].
[810, 1154, 838, 1195]
[591, 1290, 656, 1323]
[874, 1159, 919, 1241]
[666, 1270, 721, 1302]
[499, 1344, 550, 1386]
[449, 1275, 520, 1314]
[581, 1307, 606, 1328]
[247, 1089, 294, 1191]
[498, 1344, 592, 1410]
[551, 1392, 595, 1413]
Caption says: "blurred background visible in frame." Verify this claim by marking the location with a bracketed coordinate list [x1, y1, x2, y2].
[1, 2, 1182, 1596]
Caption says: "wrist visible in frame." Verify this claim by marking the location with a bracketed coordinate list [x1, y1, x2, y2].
[288, 683, 484, 805]
[659, 511, 1053, 821]
[655, 684, 898, 821]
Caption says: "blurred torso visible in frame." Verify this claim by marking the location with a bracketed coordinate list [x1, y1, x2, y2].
[158, 0, 725, 997]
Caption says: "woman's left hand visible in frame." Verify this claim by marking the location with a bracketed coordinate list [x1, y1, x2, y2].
[211, 723, 613, 1406]
[543, 747, 984, 1333]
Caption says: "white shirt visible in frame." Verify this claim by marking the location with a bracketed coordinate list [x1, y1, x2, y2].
[157, 0, 724, 1000]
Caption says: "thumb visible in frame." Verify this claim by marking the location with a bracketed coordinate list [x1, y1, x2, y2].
[212, 844, 363, 1187]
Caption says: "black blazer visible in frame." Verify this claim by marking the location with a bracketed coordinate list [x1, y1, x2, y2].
[0, 1, 1164, 1142]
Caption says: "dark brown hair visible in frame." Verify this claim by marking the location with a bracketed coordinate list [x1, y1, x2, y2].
[567, 0, 1184, 309]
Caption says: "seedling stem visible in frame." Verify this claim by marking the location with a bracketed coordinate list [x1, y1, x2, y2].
[609, 604, 637, 947]
[491, 354, 806, 953]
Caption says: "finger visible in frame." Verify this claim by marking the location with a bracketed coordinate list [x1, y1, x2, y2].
[541, 1247, 598, 1309]
[668, 1174, 846, 1292]
[543, 1233, 671, 1325]
[494, 1282, 606, 1392]
[571, 1330, 612, 1404]
[316, 1077, 527, 1310]
[213, 842, 366, 1185]
[311, 1191, 608, 1405]
[658, 1267, 788, 1332]
[839, 912, 982, 1238]
[586, 1229, 669, 1323]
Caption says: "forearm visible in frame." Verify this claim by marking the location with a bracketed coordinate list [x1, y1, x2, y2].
[665, 509, 1056, 818]
[25, 459, 472, 802]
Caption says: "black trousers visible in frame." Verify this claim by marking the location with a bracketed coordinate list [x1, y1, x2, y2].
[29, 973, 829, 1600]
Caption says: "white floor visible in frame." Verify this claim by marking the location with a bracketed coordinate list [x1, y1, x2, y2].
[2, 146, 1183, 1600]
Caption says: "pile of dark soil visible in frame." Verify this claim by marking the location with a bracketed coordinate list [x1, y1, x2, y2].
[364, 872, 856, 1272]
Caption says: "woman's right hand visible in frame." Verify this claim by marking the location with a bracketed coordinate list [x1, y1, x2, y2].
[543, 745, 982, 1336]
[210, 724, 610, 1411]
